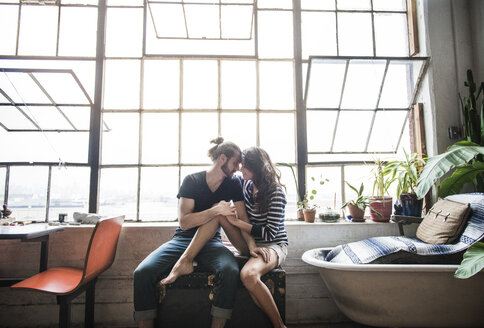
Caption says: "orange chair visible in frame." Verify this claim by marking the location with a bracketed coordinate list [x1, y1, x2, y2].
[11, 216, 125, 328]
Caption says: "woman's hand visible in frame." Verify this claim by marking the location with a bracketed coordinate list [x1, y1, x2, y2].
[250, 247, 271, 263]
[214, 201, 236, 217]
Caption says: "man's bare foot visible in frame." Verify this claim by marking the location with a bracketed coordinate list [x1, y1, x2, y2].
[159, 257, 194, 285]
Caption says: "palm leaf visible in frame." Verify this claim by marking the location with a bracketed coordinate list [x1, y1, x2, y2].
[438, 162, 484, 198]
[416, 142, 484, 198]
[454, 242, 484, 279]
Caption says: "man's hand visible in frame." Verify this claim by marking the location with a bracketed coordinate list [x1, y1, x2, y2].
[250, 247, 271, 263]
[213, 201, 236, 217]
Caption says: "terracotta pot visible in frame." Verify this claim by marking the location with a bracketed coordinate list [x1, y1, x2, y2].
[369, 196, 392, 222]
[303, 209, 316, 223]
[297, 209, 305, 221]
[348, 203, 365, 222]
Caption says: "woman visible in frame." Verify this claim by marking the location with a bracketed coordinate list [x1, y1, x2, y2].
[162, 146, 288, 328]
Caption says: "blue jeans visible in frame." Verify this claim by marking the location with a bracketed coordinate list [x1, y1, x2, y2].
[133, 236, 239, 321]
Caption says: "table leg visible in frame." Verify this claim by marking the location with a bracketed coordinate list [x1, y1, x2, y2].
[39, 236, 49, 272]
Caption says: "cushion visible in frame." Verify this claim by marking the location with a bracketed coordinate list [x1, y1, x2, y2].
[416, 198, 472, 244]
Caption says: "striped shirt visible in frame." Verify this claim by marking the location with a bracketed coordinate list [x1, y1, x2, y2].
[243, 179, 288, 246]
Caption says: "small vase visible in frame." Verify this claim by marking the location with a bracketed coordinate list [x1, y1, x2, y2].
[303, 209, 316, 223]
[348, 203, 365, 222]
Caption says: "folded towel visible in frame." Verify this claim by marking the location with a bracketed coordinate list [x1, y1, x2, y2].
[325, 193, 484, 264]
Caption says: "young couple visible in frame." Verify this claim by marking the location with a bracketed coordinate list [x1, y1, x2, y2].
[133, 137, 288, 328]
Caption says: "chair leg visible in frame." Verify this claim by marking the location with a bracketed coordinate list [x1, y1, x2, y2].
[85, 278, 97, 328]
[58, 298, 71, 328]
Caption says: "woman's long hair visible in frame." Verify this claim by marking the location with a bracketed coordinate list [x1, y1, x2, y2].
[242, 147, 285, 214]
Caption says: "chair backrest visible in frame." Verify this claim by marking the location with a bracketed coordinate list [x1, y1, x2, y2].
[81, 216, 124, 283]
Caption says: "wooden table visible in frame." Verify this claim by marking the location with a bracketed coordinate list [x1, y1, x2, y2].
[0, 224, 64, 287]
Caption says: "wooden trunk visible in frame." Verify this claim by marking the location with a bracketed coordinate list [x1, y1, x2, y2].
[155, 256, 286, 328]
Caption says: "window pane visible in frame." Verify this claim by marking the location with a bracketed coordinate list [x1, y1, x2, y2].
[0, 72, 49, 104]
[49, 166, 89, 221]
[180, 112, 217, 164]
[33, 72, 92, 105]
[47, 131, 89, 162]
[379, 60, 424, 108]
[221, 61, 256, 110]
[306, 166, 342, 209]
[367, 111, 408, 152]
[139, 167, 179, 221]
[220, 112, 256, 151]
[99, 168, 138, 220]
[259, 113, 295, 163]
[258, 0, 292, 9]
[59, 106, 90, 130]
[0, 129, 88, 163]
[221, 4, 254, 39]
[0, 167, 5, 204]
[106, 7, 143, 57]
[373, 0, 406, 11]
[375, 13, 409, 57]
[23, 106, 72, 130]
[338, 13, 373, 56]
[301, 0, 335, 10]
[180, 166, 210, 182]
[0, 5, 19, 55]
[8, 166, 48, 221]
[341, 60, 386, 109]
[0, 106, 37, 130]
[306, 60, 346, 108]
[104, 60, 140, 110]
[142, 113, 179, 164]
[257, 11, 293, 59]
[102, 113, 139, 165]
[332, 111, 372, 152]
[143, 60, 180, 110]
[148, 3, 186, 38]
[18, 5, 58, 56]
[307, 110, 338, 152]
[185, 4, 219, 39]
[183, 60, 218, 109]
[277, 165, 298, 219]
[259, 61, 294, 110]
[337, 0, 371, 10]
[59, 7, 97, 57]
[301, 12, 337, 59]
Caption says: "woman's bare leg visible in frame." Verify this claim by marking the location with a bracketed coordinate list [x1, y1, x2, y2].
[160, 215, 248, 285]
[240, 250, 286, 328]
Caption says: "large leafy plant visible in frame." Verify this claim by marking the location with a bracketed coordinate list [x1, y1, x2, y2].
[386, 150, 426, 199]
[416, 70, 484, 199]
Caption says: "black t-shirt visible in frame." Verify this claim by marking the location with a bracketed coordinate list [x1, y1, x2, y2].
[174, 171, 244, 238]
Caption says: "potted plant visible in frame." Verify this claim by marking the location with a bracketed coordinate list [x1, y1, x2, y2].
[386, 150, 426, 217]
[303, 175, 328, 222]
[341, 182, 371, 222]
[369, 158, 395, 222]
[417, 70, 484, 199]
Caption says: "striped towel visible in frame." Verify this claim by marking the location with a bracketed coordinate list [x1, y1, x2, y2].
[325, 193, 484, 264]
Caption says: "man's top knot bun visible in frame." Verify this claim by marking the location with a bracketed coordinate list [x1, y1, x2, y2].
[210, 137, 224, 145]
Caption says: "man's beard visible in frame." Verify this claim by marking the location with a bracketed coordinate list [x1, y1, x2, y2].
[221, 162, 233, 178]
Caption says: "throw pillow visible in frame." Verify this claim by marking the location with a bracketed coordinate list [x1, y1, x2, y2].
[416, 198, 471, 244]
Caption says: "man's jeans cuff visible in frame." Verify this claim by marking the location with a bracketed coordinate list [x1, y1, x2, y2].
[211, 305, 232, 319]
[134, 309, 157, 322]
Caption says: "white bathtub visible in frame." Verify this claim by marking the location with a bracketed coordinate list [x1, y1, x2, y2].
[302, 247, 484, 328]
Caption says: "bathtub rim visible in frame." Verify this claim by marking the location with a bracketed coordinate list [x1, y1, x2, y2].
[302, 247, 462, 273]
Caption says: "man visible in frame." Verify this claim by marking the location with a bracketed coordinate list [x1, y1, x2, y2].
[133, 137, 248, 328]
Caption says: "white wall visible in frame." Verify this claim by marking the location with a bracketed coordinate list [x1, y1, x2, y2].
[0, 222, 416, 327]
[420, 0, 484, 156]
